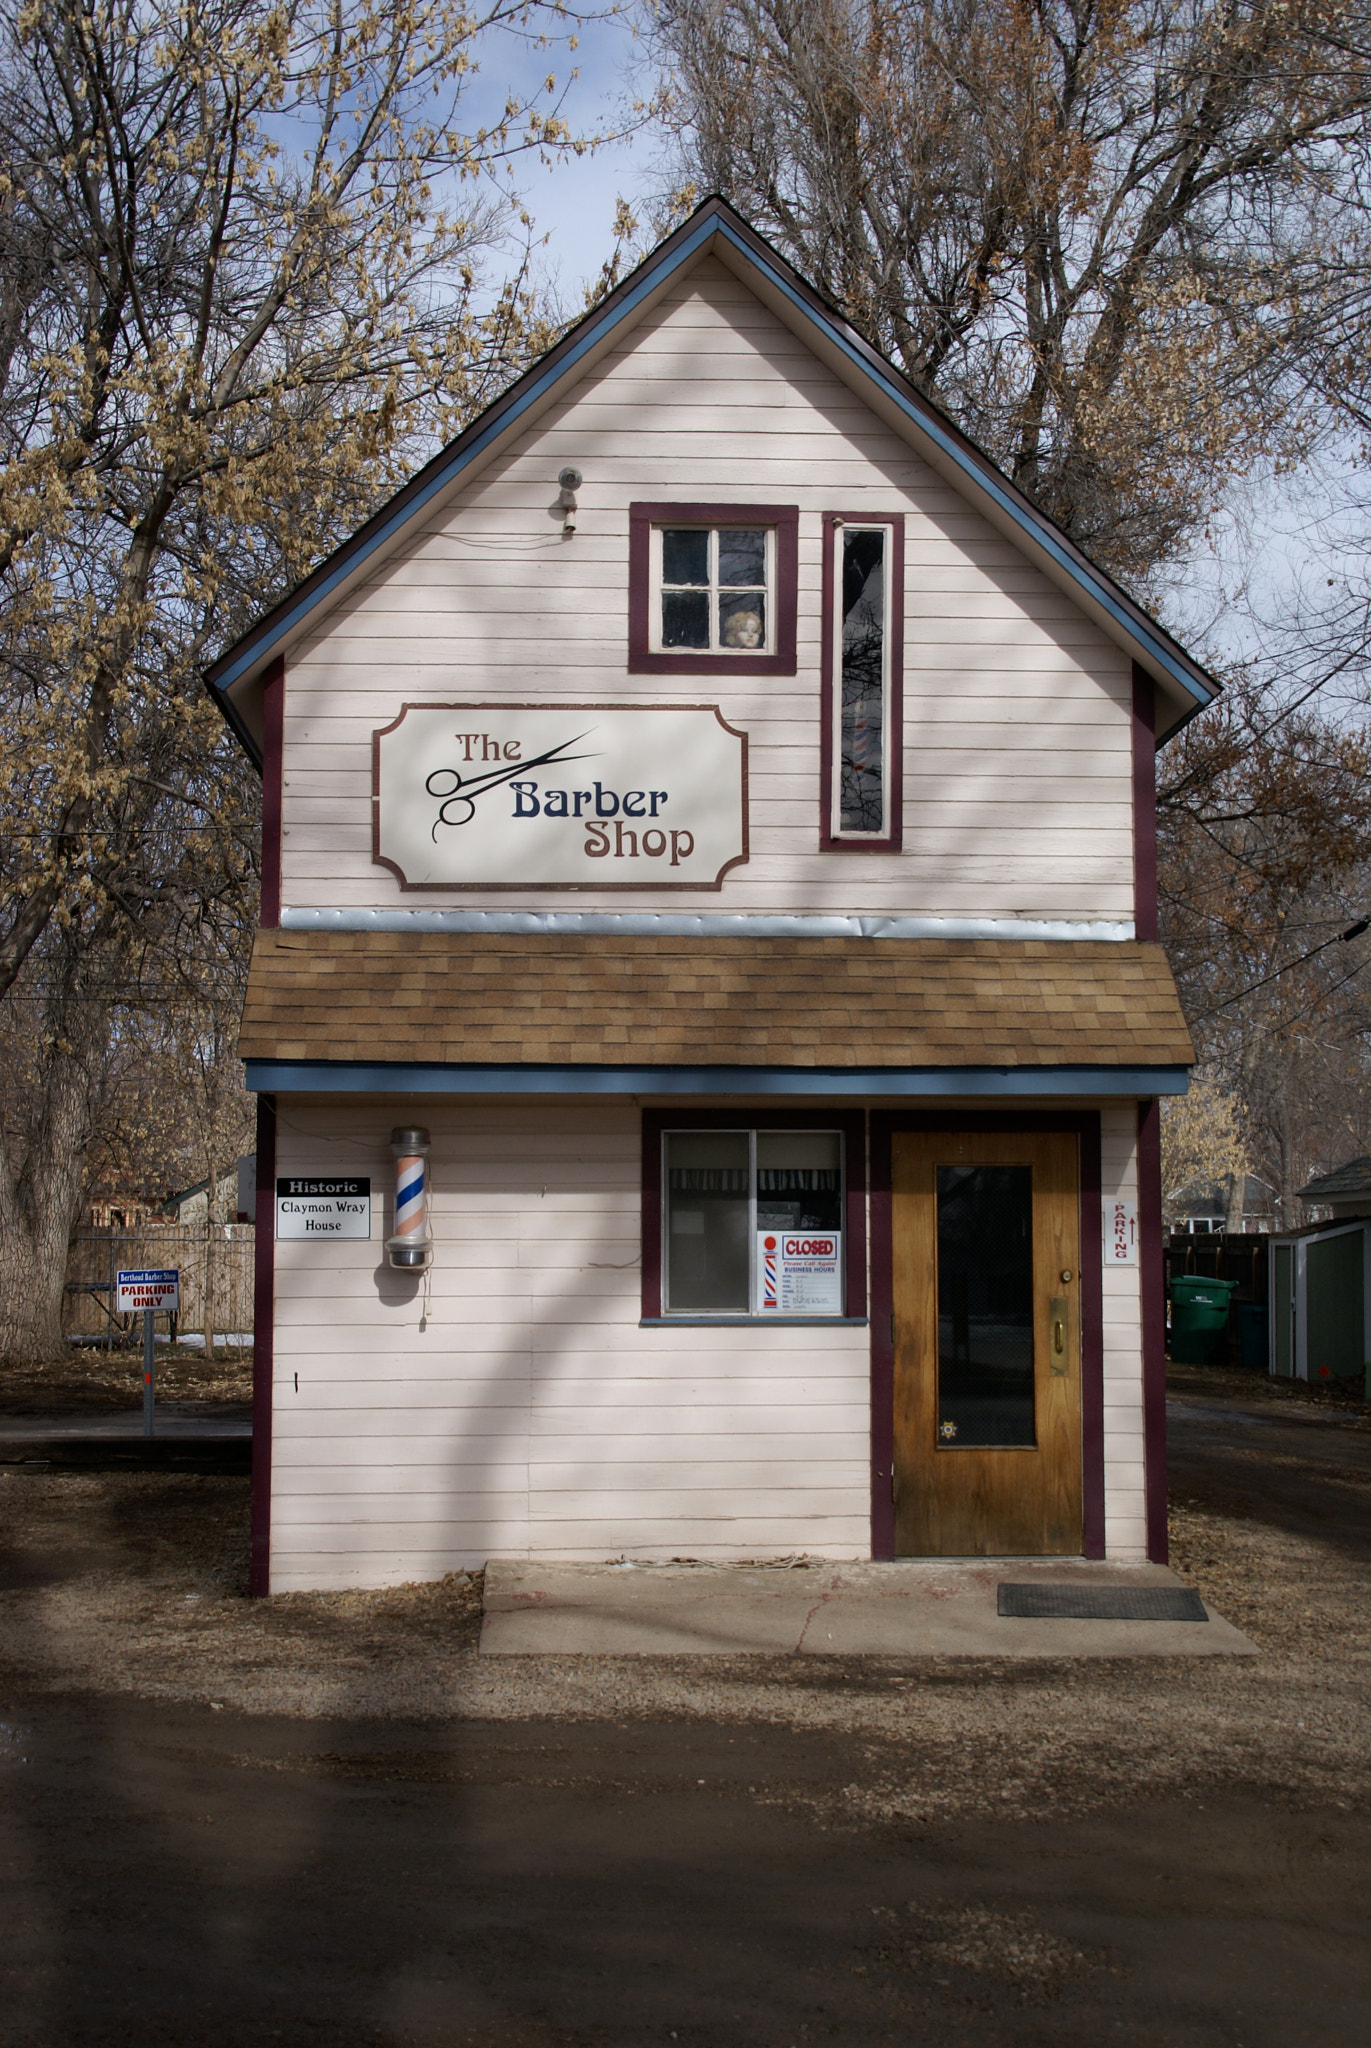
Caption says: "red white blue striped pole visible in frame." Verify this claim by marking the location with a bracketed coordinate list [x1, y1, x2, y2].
[385, 1126, 432, 1269]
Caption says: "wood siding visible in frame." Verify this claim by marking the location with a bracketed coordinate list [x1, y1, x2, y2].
[268, 1095, 1146, 1591]
[269, 1099, 871, 1591]
[280, 256, 1135, 923]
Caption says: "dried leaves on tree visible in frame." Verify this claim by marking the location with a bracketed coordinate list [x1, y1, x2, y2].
[0, 0, 600, 1360]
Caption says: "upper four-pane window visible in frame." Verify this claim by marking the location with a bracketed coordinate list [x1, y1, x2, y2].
[656, 526, 773, 654]
[628, 502, 798, 674]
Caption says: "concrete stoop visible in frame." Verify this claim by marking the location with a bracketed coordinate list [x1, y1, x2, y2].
[479, 1557, 1257, 1657]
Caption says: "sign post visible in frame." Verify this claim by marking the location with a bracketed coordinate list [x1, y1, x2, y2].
[142, 1306, 155, 1437]
[115, 1270, 181, 1437]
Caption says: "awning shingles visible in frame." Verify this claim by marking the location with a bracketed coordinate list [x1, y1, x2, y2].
[239, 932, 1194, 1072]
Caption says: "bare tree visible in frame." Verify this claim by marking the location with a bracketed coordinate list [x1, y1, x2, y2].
[648, 0, 1371, 582]
[1158, 672, 1371, 1220]
[0, 0, 609, 1362]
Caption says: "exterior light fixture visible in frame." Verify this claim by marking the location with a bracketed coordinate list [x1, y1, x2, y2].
[385, 1127, 432, 1269]
[557, 466, 582, 534]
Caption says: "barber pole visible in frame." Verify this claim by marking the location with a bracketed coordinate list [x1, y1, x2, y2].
[385, 1126, 433, 1269]
[762, 1234, 778, 1309]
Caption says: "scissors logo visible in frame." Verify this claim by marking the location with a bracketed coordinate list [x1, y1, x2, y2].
[425, 731, 594, 839]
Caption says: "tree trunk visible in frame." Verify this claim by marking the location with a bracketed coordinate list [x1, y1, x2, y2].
[0, 1031, 105, 1364]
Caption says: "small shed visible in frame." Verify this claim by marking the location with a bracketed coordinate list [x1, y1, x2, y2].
[1269, 1159, 1371, 1384]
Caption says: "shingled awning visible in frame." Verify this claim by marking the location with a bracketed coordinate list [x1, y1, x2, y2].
[239, 931, 1193, 1085]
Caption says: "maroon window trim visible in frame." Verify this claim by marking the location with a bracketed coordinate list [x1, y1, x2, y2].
[1137, 1097, 1168, 1563]
[628, 503, 799, 675]
[820, 513, 905, 852]
[260, 654, 285, 929]
[250, 1093, 276, 1597]
[640, 1107, 867, 1320]
[1132, 662, 1158, 942]
[868, 1111, 1104, 1562]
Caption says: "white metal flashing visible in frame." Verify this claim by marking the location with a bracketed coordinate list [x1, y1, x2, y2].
[279, 907, 1138, 942]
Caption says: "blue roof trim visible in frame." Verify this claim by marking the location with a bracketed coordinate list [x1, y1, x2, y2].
[208, 214, 725, 699]
[208, 202, 1212, 716]
[246, 1060, 1189, 1098]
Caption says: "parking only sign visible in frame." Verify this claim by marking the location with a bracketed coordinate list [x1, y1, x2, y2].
[115, 1269, 180, 1313]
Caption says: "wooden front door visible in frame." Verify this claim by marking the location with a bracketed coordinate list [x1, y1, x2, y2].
[892, 1130, 1083, 1555]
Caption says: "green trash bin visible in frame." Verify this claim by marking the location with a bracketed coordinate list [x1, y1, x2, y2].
[1169, 1275, 1239, 1364]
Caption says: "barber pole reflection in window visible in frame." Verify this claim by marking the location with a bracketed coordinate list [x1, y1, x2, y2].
[821, 515, 904, 851]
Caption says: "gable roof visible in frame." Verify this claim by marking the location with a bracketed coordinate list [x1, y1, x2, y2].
[205, 197, 1218, 763]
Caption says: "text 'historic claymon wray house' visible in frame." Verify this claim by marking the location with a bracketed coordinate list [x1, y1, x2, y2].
[209, 200, 1200, 1595]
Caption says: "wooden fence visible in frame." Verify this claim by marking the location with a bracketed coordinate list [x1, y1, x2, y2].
[65, 1228, 255, 1346]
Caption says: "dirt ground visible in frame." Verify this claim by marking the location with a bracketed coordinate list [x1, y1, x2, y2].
[0, 1368, 1368, 2044]
[0, 1341, 254, 1414]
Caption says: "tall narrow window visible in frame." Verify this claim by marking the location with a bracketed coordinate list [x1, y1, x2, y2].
[821, 515, 904, 849]
[840, 529, 886, 829]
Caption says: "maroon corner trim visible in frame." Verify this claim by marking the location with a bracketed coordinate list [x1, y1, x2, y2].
[1137, 1097, 1168, 1563]
[819, 513, 905, 852]
[250, 1094, 276, 1597]
[628, 502, 799, 675]
[868, 1116, 896, 1558]
[260, 656, 284, 928]
[1132, 662, 1158, 943]
[370, 701, 748, 891]
[868, 1111, 1105, 1562]
[640, 1107, 867, 1321]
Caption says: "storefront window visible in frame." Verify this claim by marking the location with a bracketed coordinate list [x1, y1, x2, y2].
[663, 1129, 844, 1315]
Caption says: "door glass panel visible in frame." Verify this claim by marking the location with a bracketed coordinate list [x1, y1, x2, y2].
[936, 1164, 1035, 1447]
[665, 1132, 750, 1311]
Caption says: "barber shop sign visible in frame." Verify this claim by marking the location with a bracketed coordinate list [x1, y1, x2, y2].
[372, 703, 748, 889]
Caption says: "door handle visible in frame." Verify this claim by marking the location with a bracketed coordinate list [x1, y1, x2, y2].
[1049, 1295, 1069, 1376]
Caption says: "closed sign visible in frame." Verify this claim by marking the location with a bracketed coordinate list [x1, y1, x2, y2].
[757, 1232, 843, 1314]
[373, 703, 747, 889]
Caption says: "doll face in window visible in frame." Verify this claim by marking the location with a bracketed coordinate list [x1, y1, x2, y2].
[721, 607, 763, 649]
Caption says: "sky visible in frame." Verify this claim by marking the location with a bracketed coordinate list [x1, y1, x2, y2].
[469, 11, 661, 308]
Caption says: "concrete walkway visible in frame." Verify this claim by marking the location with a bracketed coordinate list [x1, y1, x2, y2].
[480, 1557, 1256, 1658]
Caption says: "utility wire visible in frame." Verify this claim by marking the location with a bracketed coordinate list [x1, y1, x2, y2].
[1200, 917, 1371, 1020]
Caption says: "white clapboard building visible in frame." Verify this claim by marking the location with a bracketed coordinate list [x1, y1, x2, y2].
[209, 200, 1200, 1595]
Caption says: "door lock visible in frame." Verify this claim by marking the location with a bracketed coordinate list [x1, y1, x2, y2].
[1049, 1295, 1070, 1375]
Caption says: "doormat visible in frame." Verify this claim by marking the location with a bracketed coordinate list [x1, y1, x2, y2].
[997, 1582, 1208, 1622]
